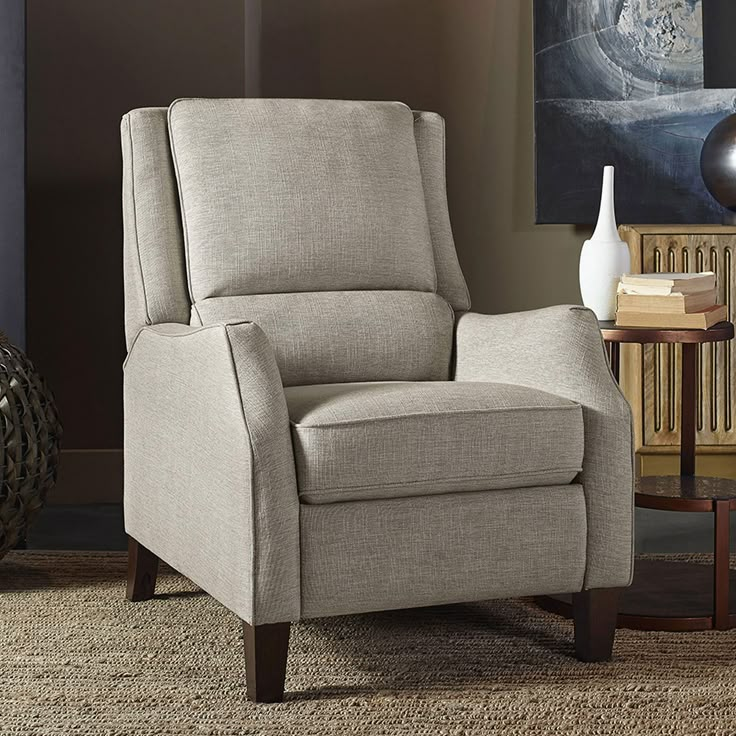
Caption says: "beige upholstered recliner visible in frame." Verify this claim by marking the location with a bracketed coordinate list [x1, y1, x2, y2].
[121, 99, 634, 702]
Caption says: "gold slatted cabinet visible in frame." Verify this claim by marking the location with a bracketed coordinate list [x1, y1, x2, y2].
[619, 226, 736, 478]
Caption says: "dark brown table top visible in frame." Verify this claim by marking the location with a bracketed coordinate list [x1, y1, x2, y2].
[598, 320, 734, 344]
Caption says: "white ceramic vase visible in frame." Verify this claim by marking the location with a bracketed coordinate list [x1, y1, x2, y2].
[579, 166, 631, 320]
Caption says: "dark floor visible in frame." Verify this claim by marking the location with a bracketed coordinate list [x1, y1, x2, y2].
[24, 504, 736, 553]
[27, 504, 127, 550]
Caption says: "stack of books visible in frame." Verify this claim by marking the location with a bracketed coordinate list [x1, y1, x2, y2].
[615, 272, 726, 329]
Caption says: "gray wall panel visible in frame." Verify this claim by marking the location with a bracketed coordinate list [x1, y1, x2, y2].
[0, 0, 25, 347]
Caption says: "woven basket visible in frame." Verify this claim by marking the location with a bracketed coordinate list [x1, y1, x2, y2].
[0, 332, 62, 558]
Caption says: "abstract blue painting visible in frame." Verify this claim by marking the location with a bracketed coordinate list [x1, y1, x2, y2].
[534, 0, 736, 224]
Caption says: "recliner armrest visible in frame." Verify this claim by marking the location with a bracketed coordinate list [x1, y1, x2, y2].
[454, 305, 634, 590]
[124, 321, 300, 625]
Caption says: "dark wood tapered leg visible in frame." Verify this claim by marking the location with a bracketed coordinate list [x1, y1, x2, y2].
[243, 621, 290, 703]
[573, 588, 621, 662]
[126, 537, 159, 602]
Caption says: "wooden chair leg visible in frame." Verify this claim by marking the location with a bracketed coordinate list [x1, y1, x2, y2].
[126, 536, 159, 602]
[573, 588, 620, 662]
[243, 621, 290, 703]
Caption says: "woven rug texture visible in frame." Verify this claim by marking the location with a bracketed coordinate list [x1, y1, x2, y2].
[0, 552, 735, 736]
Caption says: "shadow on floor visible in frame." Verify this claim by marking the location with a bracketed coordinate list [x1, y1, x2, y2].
[26, 503, 127, 551]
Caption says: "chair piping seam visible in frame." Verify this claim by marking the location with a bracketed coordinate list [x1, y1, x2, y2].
[297, 467, 584, 496]
[290, 402, 583, 428]
[125, 116, 152, 328]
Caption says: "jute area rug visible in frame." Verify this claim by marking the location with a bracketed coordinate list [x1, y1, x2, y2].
[1, 552, 735, 736]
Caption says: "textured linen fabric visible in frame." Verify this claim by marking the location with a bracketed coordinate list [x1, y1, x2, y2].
[300, 485, 587, 618]
[193, 291, 454, 385]
[168, 98, 437, 301]
[454, 305, 635, 590]
[412, 111, 471, 312]
[120, 109, 190, 349]
[121, 100, 627, 629]
[286, 381, 584, 504]
[123, 321, 300, 625]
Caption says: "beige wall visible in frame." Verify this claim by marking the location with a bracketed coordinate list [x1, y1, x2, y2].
[264, 0, 590, 314]
[439, 1, 590, 314]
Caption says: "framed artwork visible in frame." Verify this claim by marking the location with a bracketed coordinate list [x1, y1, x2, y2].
[534, 0, 735, 225]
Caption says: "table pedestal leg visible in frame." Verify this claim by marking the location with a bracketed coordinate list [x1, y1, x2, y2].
[681, 343, 697, 476]
[605, 340, 620, 382]
[610, 342, 620, 382]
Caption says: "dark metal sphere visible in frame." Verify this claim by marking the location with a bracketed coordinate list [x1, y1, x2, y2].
[701, 112, 736, 213]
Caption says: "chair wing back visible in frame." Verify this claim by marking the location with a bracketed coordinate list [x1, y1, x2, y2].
[121, 108, 191, 346]
[122, 99, 469, 385]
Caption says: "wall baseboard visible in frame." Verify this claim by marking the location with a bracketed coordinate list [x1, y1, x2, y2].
[49, 449, 123, 505]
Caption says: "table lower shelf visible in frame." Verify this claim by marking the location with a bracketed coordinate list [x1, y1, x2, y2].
[538, 558, 736, 631]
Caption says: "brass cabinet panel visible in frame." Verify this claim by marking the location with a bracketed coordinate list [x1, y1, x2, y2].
[620, 226, 736, 452]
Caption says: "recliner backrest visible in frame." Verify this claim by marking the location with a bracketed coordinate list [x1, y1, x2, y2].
[122, 99, 470, 385]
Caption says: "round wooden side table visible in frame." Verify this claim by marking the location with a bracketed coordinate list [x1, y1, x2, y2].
[539, 320, 736, 631]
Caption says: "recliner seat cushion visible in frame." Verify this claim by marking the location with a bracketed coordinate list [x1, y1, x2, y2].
[168, 98, 437, 301]
[285, 381, 584, 504]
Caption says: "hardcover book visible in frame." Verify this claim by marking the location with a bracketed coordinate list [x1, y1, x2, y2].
[614, 304, 727, 330]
